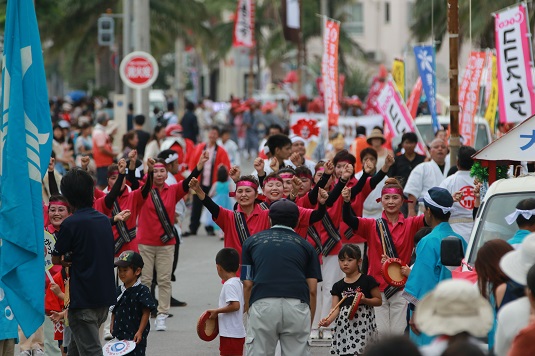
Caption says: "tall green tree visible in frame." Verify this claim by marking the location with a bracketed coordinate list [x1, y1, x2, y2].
[410, 0, 535, 50]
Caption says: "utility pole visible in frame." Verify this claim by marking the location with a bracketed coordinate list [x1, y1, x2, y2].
[448, 0, 460, 167]
[132, 0, 150, 118]
[123, 0, 132, 109]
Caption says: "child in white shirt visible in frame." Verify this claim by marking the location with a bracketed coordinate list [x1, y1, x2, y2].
[206, 248, 246, 356]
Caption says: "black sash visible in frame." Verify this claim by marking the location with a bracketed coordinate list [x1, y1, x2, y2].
[376, 218, 401, 299]
[344, 227, 354, 240]
[306, 226, 323, 255]
[259, 202, 269, 210]
[234, 211, 251, 246]
[112, 200, 136, 254]
[150, 188, 177, 243]
[320, 214, 342, 256]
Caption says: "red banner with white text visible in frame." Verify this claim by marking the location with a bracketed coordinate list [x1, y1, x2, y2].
[458, 51, 486, 147]
[322, 18, 340, 127]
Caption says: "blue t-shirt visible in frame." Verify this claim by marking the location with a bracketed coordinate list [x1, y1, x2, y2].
[241, 226, 322, 307]
[52, 207, 116, 309]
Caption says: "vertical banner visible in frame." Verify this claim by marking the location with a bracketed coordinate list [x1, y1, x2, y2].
[321, 17, 340, 127]
[406, 78, 422, 119]
[376, 81, 427, 154]
[414, 45, 440, 133]
[281, 0, 301, 43]
[458, 51, 486, 147]
[364, 77, 386, 115]
[232, 0, 255, 48]
[0, 0, 52, 337]
[485, 54, 499, 132]
[392, 59, 405, 100]
[495, 3, 535, 123]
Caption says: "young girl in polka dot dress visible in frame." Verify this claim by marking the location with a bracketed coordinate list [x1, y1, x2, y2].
[319, 244, 381, 355]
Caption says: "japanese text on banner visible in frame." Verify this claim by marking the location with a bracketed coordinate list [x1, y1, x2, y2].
[376, 81, 426, 154]
[232, 0, 255, 48]
[459, 51, 486, 147]
[321, 18, 340, 127]
[495, 4, 535, 123]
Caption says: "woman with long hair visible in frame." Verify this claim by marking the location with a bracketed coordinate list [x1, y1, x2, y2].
[475, 239, 516, 350]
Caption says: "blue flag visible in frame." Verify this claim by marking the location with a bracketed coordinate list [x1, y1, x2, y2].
[0, 0, 52, 338]
[414, 45, 440, 133]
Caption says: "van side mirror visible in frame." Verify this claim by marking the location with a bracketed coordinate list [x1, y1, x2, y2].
[441, 236, 464, 267]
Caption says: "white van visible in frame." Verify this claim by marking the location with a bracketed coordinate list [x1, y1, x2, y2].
[463, 175, 535, 264]
[414, 115, 492, 151]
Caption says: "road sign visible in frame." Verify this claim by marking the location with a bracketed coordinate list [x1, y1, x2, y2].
[119, 51, 159, 89]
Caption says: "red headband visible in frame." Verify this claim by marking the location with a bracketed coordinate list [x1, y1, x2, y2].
[154, 163, 166, 168]
[375, 187, 413, 203]
[316, 167, 325, 172]
[297, 173, 313, 180]
[263, 177, 283, 186]
[107, 170, 119, 177]
[381, 187, 404, 196]
[279, 173, 294, 179]
[229, 181, 259, 197]
[49, 201, 69, 208]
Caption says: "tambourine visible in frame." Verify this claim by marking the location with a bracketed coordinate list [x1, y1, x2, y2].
[102, 339, 136, 356]
[197, 311, 219, 342]
[381, 257, 407, 287]
[348, 291, 363, 320]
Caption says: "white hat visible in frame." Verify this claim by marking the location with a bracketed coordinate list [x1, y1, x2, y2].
[290, 135, 306, 144]
[415, 279, 493, 338]
[500, 232, 535, 285]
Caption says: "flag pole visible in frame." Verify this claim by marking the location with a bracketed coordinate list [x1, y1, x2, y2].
[448, 0, 460, 167]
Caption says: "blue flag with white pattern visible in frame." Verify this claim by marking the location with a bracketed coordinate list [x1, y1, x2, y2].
[0, 0, 52, 337]
[414, 45, 440, 133]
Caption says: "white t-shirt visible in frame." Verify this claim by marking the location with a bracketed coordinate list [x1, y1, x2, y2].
[218, 277, 246, 338]
[495, 296, 531, 356]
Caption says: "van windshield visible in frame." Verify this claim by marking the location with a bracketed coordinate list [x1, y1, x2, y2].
[416, 123, 490, 151]
[467, 192, 533, 264]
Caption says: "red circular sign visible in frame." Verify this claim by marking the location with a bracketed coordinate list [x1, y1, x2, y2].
[120, 51, 159, 89]
[124, 57, 153, 84]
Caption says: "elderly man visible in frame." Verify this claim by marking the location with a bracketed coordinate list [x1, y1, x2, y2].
[404, 138, 450, 216]
[241, 199, 322, 356]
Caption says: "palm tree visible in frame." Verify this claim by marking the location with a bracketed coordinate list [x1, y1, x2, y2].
[410, 0, 535, 50]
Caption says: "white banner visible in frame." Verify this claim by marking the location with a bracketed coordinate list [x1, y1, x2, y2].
[233, 0, 255, 48]
[495, 4, 535, 123]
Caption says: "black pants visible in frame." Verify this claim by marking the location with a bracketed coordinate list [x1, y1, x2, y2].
[189, 184, 213, 234]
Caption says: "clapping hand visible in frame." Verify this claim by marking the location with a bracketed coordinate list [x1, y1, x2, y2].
[342, 164, 354, 181]
[118, 158, 127, 174]
[80, 155, 90, 171]
[324, 160, 334, 175]
[342, 186, 351, 203]
[318, 188, 329, 205]
[363, 158, 375, 175]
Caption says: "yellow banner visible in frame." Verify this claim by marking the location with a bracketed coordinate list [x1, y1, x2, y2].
[484, 55, 498, 133]
[392, 59, 405, 100]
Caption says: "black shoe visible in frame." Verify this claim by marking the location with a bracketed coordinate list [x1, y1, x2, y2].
[207, 231, 215, 236]
[182, 231, 195, 237]
[171, 274, 176, 282]
[171, 297, 187, 307]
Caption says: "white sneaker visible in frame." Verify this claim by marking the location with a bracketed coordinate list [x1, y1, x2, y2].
[322, 329, 333, 339]
[310, 329, 319, 339]
[104, 332, 113, 340]
[32, 350, 45, 356]
[155, 314, 168, 331]
[19, 351, 31, 356]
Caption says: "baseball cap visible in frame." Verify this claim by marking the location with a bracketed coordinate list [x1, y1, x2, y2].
[115, 250, 144, 269]
[269, 199, 299, 227]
